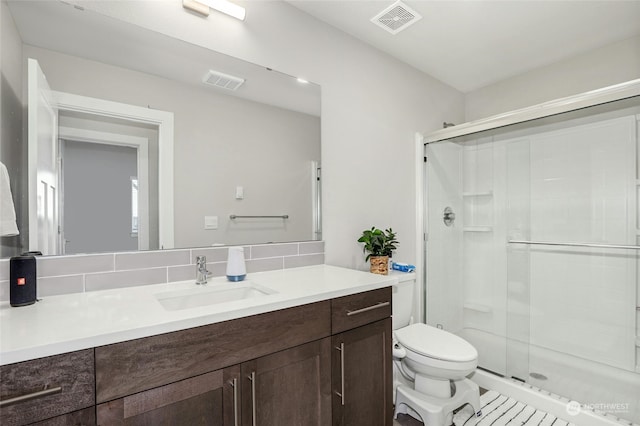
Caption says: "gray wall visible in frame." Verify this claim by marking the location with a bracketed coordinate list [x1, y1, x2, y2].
[23, 45, 320, 249]
[62, 140, 138, 253]
[465, 36, 640, 121]
[0, 0, 24, 257]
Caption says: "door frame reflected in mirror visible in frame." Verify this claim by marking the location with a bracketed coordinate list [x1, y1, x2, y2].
[27, 61, 175, 255]
[53, 90, 175, 252]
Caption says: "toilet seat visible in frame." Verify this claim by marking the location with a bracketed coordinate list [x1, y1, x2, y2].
[394, 323, 477, 362]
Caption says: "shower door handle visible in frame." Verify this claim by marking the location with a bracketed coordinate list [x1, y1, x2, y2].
[508, 240, 640, 250]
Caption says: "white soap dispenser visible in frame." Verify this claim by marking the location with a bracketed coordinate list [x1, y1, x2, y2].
[226, 246, 246, 281]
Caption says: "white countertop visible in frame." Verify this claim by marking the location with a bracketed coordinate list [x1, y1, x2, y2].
[0, 265, 397, 366]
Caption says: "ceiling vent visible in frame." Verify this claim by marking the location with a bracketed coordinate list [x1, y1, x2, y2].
[203, 69, 245, 91]
[371, 1, 422, 35]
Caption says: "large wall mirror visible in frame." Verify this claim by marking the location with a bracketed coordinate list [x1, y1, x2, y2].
[0, 0, 321, 258]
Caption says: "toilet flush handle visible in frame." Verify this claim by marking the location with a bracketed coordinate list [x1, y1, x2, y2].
[392, 343, 406, 359]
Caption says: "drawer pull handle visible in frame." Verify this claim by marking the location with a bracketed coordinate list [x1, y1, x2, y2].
[248, 371, 257, 426]
[0, 385, 62, 407]
[334, 343, 345, 406]
[346, 301, 390, 316]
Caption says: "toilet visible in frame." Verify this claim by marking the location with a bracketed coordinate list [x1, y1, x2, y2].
[392, 273, 481, 426]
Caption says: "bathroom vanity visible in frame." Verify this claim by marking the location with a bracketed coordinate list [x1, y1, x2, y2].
[0, 265, 394, 426]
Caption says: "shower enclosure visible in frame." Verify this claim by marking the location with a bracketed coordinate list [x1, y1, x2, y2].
[423, 83, 640, 425]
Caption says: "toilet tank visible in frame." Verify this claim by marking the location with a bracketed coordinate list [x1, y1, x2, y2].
[392, 273, 415, 330]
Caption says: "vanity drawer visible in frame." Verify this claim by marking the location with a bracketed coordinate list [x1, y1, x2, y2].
[0, 349, 95, 426]
[331, 287, 391, 334]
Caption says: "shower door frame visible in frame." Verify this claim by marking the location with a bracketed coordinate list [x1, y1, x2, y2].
[416, 79, 640, 425]
[416, 80, 640, 326]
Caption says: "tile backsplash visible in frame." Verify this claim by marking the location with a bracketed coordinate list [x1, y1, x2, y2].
[0, 242, 324, 301]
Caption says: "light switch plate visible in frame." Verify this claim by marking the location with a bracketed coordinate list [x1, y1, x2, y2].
[235, 186, 244, 200]
[204, 216, 218, 230]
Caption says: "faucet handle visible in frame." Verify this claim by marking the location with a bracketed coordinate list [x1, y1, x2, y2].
[196, 256, 207, 267]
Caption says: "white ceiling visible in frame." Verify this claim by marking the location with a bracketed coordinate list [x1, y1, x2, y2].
[289, 0, 640, 93]
[8, 1, 320, 116]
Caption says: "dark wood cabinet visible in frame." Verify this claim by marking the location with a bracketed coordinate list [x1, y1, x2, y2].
[332, 319, 393, 426]
[96, 336, 332, 426]
[330, 287, 393, 426]
[241, 338, 331, 426]
[95, 301, 333, 426]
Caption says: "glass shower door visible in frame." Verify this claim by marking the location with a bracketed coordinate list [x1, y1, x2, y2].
[505, 113, 640, 423]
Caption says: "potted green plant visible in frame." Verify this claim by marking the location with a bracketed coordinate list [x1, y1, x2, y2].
[357, 227, 398, 275]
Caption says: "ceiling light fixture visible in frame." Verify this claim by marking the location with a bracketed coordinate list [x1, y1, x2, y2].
[183, 0, 246, 21]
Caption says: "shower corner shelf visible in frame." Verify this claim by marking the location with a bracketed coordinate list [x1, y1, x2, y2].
[463, 226, 493, 232]
[463, 302, 492, 313]
[462, 190, 493, 197]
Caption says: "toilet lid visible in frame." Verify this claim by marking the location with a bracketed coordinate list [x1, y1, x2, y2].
[394, 323, 477, 362]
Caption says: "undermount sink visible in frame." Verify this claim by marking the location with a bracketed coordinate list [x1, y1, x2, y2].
[155, 281, 277, 311]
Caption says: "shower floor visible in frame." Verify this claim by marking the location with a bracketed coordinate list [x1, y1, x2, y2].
[458, 328, 640, 424]
[393, 390, 575, 426]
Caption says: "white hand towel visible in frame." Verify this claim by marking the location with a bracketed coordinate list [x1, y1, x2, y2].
[0, 161, 19, 237]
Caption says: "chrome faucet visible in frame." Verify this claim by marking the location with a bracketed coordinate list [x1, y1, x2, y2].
[195, 256, 210, 285]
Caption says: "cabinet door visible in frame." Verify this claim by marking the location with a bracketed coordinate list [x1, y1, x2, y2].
[332, 318, 392, 426]
[97, 368, 240, 426]
[241, 338, 331, 426]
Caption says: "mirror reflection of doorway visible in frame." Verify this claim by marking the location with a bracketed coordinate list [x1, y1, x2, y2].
[61, 139, 140, 254]
[28, 58, 174, 255]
